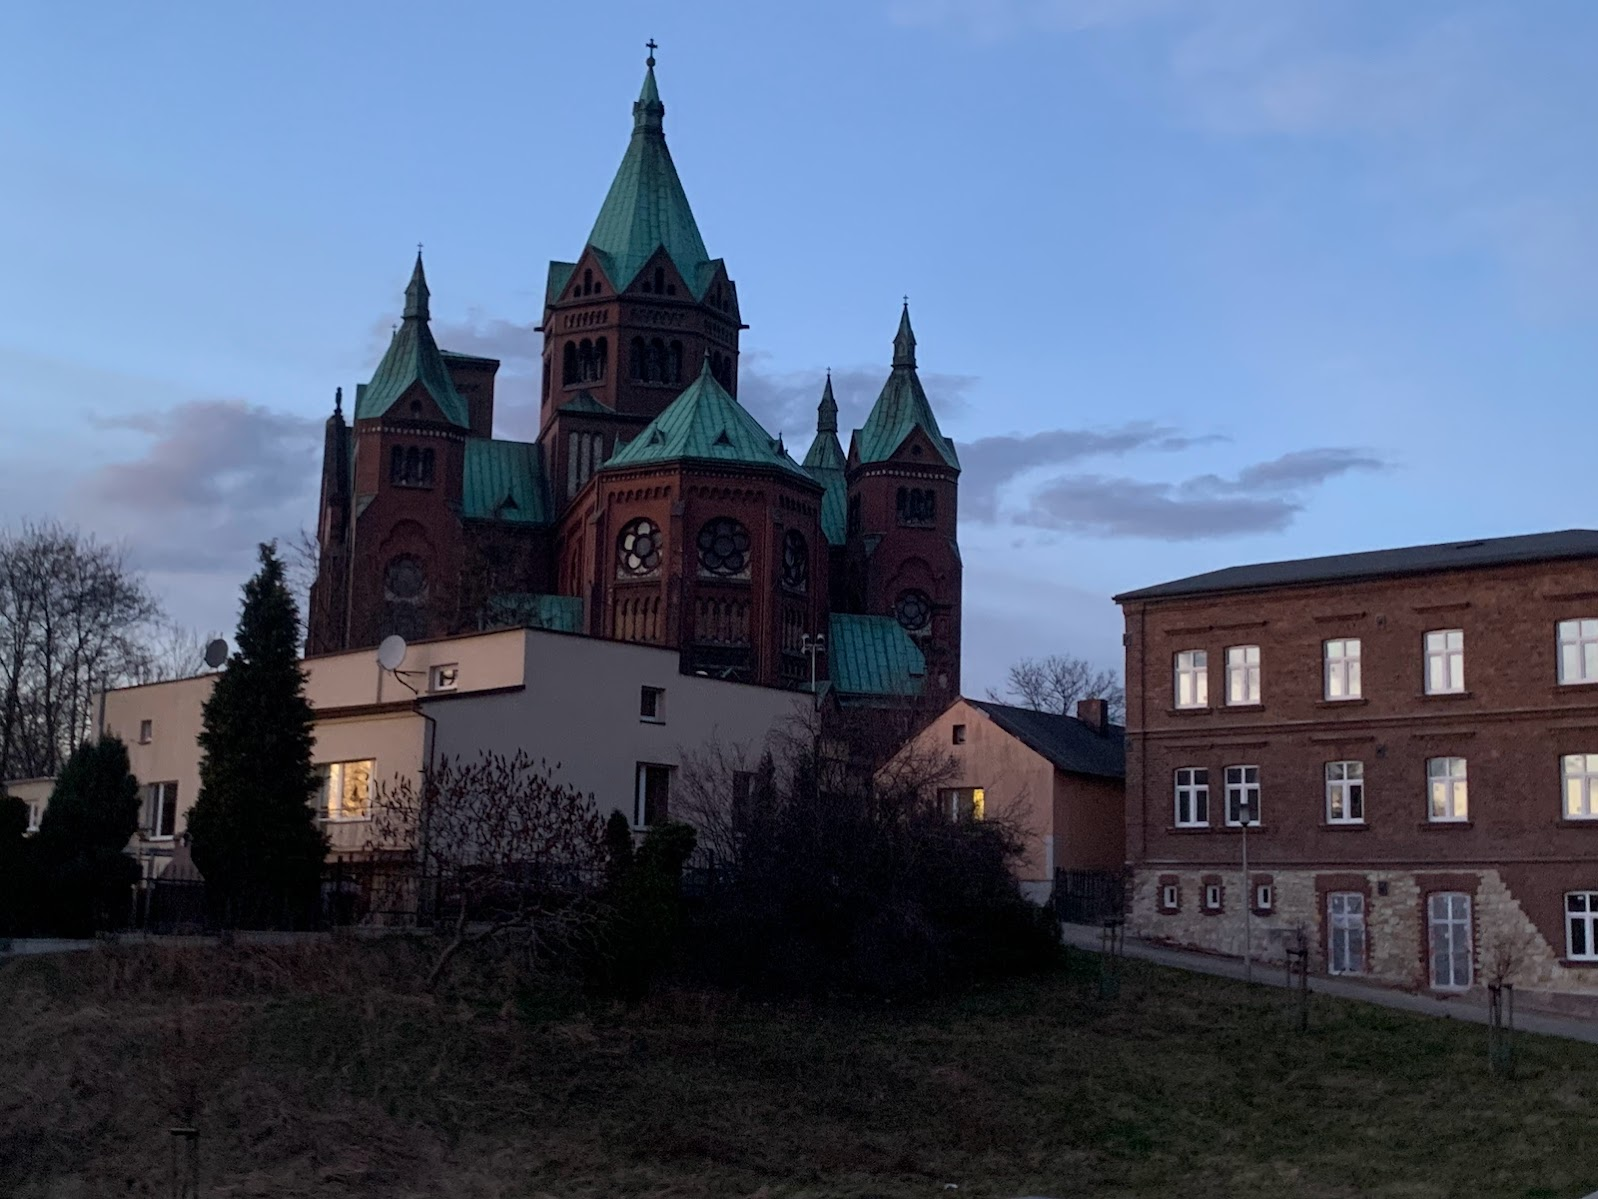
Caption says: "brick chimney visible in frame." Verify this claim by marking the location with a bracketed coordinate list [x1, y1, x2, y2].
[1076, 697, 1108, 734]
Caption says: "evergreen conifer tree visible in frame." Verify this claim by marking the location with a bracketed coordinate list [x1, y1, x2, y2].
[187, 542, 327, 927]
[33, 736, 141, 935]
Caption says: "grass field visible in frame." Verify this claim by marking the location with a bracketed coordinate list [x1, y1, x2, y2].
[1, 938, 1594, 1198]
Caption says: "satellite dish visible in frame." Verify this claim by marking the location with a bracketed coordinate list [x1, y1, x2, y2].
[376, 635, 408, 672]
[203, 639, 229, 669]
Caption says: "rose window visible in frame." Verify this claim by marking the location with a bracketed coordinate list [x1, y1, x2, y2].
[894, 589, 932, 633]
[781, 529, 807, 590]
[697, 518, 751, 577]
[617, 518, 662, 577]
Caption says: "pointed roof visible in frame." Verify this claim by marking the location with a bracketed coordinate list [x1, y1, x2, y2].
[802, 373, 848, 545]
[854, 304, 960, 470]
[604, 357, 816, 483]
[583, 53, 713, 298]
[354, 254, 471, 428]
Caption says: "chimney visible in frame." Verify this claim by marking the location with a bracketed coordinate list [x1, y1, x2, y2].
[1076, 697, 1108, 734]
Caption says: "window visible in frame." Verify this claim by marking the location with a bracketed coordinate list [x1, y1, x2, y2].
[895, 487, 936, 526]
[318, 760, 373, 821]
[1324, 638, 1362, 700]
[1325, 760, 1364, 824]
[1226, 645, 1261, 705]
[1174, 650, 1208, 709]
[952, 724, 967, 745]
[1426, 757, 1468, 822]
[617, 518, 662, 577]
[1204, 883, 1223, 911]
[389, 445, 435, 487]
[429, 664, 459, 692]
[1559, 619, 1598, 685]
[144, 781, 178, 839]
[697, 518, 751, 578]
[1424, 629, 1465, 694]
[1566, 892, 1598, 960]
[1255, 883, 1274, 912]
[640, 685, 664, 722]
[894, 590, 932, 634]
[1160, 883, 1179, 911]
[138, 719, 153, 745]
[940, 787, 985, 822]
[1428, 893, 1473, 989]
[634, 763, 672, 828]
[26, 802, 41, 833]
[1563, 754, 1598, 819]
[1174, 767, 1209, 827]
[780, 529, 808, 591]
[1224, 765, 1260, 826]
[1327, 892, 1367, 974]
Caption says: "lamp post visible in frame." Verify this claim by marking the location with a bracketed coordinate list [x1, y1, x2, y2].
[801, 633, 826, 710]
[1239, 795, 1256, 984]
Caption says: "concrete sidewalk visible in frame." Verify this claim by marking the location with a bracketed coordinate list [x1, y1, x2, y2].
[1060, 922, 1598, 1046]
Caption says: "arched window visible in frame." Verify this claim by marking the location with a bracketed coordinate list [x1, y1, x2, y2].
[667, 340, 683, 384]
[582, 268, 593, 296]
[577, 338, 595, 383]
[630, 337, 645, 381]
[653, 266, 666, 294]
[648, 338, 667, 384]
[781, 529, 807, 591]
[894, 590, 933, 634]
[594, 336, 608, 381]
[897, 488, 935, 526]
[697, 518, 751, 578]
[562, 342, 578, 386]
[617, 518, 662, 577]
[420, 448, 435, 485]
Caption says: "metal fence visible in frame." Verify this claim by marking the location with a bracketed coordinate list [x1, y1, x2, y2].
[1052, 869, 1128, 925]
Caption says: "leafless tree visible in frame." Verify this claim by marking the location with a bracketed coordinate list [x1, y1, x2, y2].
[367, 751, 607, 989]
[1481, 925, 1541, 989]
[989, 654, 1125, 723]
[0, 522, 165, 780]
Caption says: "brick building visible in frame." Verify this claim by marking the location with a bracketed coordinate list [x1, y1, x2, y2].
[1117, 530, 1598, 999]
[307, 51, 962, 701]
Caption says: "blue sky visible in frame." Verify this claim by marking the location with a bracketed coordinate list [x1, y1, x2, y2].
[1, 0, 1594, 695]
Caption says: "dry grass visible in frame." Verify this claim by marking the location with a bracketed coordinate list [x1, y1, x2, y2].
[1, 938, 1595, 1198]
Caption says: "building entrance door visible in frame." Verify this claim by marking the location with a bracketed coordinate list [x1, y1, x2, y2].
[1428, 892, 1473, 989]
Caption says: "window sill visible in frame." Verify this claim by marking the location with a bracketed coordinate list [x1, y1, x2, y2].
[320, 817, 372, 825]
[1320, 822, 1370, 831]
[640, 716, 664, 725]
[1559, 958, 1598, 969]
[145, 834, 176, 843]
[1167, 825, 1213, 834]
[1222, 702, 1265, 713]
[1556, 819, 1598, 829]
[1166, 706, 1213, 716]
[1217, 824, 1269, 834]
[1418, 820, 1473, 830]
[1418, 690, 1473, 701]
[1316, 697, 1368, 708]
[1556, 681, 1598, 693]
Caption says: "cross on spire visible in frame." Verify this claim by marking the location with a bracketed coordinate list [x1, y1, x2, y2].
[645, 38, 657, 66]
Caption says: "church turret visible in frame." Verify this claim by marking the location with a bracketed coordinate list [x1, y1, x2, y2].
[307, 388, 352, 654]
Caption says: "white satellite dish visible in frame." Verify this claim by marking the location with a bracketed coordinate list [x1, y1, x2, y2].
[376, 635, 408, 672]
[203, 639, 229, 669]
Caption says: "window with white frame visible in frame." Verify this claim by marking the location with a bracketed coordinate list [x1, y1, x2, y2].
[1224, 765, 1260, 826]
[1324, 638, 1362, 700]
[1328, 891, 1367, 974]
[1204, 882, 1223, 910]
[1255, 882, 1274, 912]
[1174, 650, 1208, 709]
[1160, 883, 1179, 910]
[1174, 767, 1210, 827]
[317, 760, 373, 821]
[1326, 760, 1364, 823]
[640, 685, 664, 722]
[26, 801, 41, 833]
[1226, 645, 1261, 705]
[1558, 619, 1598, 685]
[1426, 757, 1468, 822]
[1567, 892, 1598, 960]
[1563, 754, 1598, 819]
[144, 781, 178, 839]
[1424, 629, 1465, 694]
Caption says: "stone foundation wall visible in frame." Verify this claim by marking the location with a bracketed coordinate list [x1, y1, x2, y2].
[1130, 866, 1598, 997]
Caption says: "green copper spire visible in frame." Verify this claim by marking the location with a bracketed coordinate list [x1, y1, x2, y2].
[353, 251, 470, 428]
[854, 304, 960, 470]
[817, 371, 838, 434]
[403, 250, 429, 320]
[892, 301, 916, 368]
[803, 372, 848, 544]
[584, 45, 713, 297]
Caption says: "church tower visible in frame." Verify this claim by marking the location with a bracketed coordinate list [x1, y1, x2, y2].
[844, 306, 963, 698]
[537, 48, 744, 514]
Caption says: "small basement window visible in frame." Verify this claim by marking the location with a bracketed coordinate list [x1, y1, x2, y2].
[1161, 883, 1179, 911]
[1255, 883, 1274, 912]
[1204, 883, 1223, 911]
[640, 686, 664, 722]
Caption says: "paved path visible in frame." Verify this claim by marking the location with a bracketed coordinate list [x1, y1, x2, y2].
[1060, 922, 1598, 1045]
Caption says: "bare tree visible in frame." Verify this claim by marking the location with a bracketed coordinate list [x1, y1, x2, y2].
[367, 751, 607, 989]
[989, 654, 1125, 723]
[0, 522, 165, 780]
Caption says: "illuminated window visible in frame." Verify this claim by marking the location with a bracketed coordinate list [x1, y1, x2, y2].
[1324, 638, 1362, 700]
[1174, 650, 1208, 708]
[1424, 629, 1465, 694]
[940, 787, 985, 822]
[1226, 645, 1261, 705]
[1559, 619, 1598, 685]
[1174, 767, 1209, 827]
[144, 781, 178, 839]
[1563, 754, 1598, 819]
[318, 760, 373, 821]
[1426, 757, 1468, 822]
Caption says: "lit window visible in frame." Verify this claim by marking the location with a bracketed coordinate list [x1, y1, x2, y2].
[1427, 757, 1468, 822]
[941, 787, 985, 822]
[1226, 645, 1261, 705]
[429, 664, 459, 692]
[1174, 650, 1208, 709]
[144, 781, 178, 839]
[1326, 761, 1364, 824]
[1328, 892, 1366, 974]
[1563, 754, 1598, 819]
[1174, 767, 1209, 827]
[1224, 765, 1260, 826]
[1559, 619, 1598, 685]
[952, 724, 966, 745]
[318, 760, 373, 821]
[1324, 639, 1362, 700]
[1204, 883, 1222, 910]
[138, 719, 153, 744]
[1424, 629, 1465, 694]
[634, 763, 672, 828]
[1567, 892, 1598, 961]
[1255, 883, 1274, 912]
[640, 686, 664, 722]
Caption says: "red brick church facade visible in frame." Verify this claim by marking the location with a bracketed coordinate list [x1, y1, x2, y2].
[308, 52, 962, 701]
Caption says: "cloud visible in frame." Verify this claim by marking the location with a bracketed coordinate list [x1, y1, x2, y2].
[1016, 446, 1384, 539]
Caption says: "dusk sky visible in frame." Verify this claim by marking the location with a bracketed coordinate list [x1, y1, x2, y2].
[2, 0, 1594, 695]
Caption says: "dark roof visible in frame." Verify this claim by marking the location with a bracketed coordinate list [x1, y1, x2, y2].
[968, 700, 1125, 780]
[1115, 529, 1598, 603]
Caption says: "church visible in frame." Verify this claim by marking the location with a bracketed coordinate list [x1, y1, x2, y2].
[308, 50, 963, 703]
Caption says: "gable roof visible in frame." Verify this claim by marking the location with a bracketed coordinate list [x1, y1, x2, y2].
[603, 358, 816, 483]
[354, 255, 471, 429]
[583, 59, 713, 299]
[828, 614, 925, 697]
[1115, 529, 1598, 602]
[854, 306, 959, 470]
[968, 700, 1125, 779]
[461, 439, 549, 524]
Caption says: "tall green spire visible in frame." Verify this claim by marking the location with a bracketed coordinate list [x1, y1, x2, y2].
[353, 252, 471, 428]
[803, 372, 847, 545]
[854, 305, 960, 470]
[584, 45, 713, 297]
[816, 371, 838, 434]
[892, 302, 916, 368]
[403, 251, 429, 320]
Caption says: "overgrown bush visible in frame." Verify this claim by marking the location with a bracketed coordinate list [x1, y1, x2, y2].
[587, 816, 697, 998]
[678, 721, 1060, 999]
